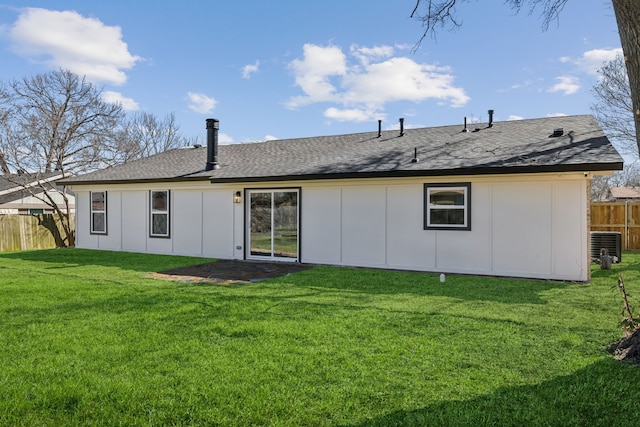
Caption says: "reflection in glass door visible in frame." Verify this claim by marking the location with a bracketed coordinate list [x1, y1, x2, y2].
[248, 189, 299, 261]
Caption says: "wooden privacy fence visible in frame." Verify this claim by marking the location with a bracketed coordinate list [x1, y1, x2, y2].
[591, 202, 640, 251]
[0, 214, 74, 252]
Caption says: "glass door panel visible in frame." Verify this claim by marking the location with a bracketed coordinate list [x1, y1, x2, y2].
[248, 190, 298, 261]
[250, 192, 272, 257]
[273, 191, 298, 259]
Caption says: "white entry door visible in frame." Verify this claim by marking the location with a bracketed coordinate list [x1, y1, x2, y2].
[247, 189, 299, 261]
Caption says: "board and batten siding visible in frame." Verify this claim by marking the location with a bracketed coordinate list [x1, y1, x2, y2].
[72, 173, 589, 281]
[301, 176, 587, 281]
[75, 184, 242, 260]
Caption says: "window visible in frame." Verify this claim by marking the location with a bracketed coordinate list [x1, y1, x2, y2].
[150, 190, 170, 237]
[424, 183, 471, 230]
[90, 191, 107, 234]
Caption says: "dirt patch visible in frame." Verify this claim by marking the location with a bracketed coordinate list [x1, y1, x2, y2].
[148, 259, 312, 285]
[607, 329, 640, 364]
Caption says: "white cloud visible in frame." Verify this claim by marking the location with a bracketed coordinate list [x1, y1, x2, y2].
[578, 48, 623, 74]
[218, 133, 234, 144]
[548, 76, 580, 95]
[242, 61, 260, 79]
[507, 115, 524, 121]
[187, 92, 216, 114]
[286, 43, 468, 121]
[385, 121, 422, 131]
[350, 44, 394, 65]
[8, 8, 141, 85]
[287, 44, 347, 108]
[342, 57, 469, 107]
[101, 91, 139, 111]
[264, 135, 278, 141]
[547, 112, 568, 117]
[324, 107, 380, 122]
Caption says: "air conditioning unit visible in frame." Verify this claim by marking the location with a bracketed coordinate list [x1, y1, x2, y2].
[590, 232, 622, 263]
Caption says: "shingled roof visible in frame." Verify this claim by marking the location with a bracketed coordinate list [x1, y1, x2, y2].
[0, 172, 66, 193]
[0, 172, 71, 205]
[61, 115, 623, 185]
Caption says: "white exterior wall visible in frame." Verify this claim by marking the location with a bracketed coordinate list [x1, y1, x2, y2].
[301, 174, 589, 281]
[71, 172, 589, 281]
[299, 174, 588, 281]
[74, 183, 242, 259]
[0, 190, 76, 214]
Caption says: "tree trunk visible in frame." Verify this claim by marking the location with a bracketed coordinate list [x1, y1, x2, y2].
[0, 153, 9, 174]
[35, 214, 66, 248]
[612, 0, 640, 156]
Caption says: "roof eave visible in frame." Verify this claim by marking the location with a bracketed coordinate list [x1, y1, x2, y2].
[59, 161, 624, 186]
[209, 162, 624, 183]
[60, 175, 212, 187]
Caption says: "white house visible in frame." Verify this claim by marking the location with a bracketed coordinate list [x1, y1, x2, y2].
[61, 114, 623, 281]
[0, 172, 75, 215]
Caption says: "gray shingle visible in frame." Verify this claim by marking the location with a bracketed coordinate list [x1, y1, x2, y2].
[0, 172, 65, 192]
[61, 115, 623, 185]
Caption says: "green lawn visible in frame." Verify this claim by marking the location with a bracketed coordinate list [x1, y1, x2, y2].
[1, 248, 639, 426]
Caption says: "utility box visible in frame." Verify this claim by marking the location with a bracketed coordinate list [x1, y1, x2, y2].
[590, 231, 622, 263]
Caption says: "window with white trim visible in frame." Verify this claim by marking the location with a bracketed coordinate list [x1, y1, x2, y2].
[90, 191, 107, 234]
[424, 183, 471, 230]
[150, 190, 170, 237]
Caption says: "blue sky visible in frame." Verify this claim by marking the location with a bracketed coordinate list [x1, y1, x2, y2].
[0, 1, 622, 145]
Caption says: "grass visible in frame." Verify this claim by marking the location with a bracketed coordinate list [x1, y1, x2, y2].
[1, 248, 639, 426]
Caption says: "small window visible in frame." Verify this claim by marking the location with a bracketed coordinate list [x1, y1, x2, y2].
[150, 190, 170, 237]
[90, 191, 107, 234]
[424, 183, 471, 230]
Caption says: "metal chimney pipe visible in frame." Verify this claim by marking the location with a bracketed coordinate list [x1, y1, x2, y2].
[377, 119, 382, 138]
[205, 118, 220, 171]
[399, 118, 405, 137]
[488, 110, 494, 128]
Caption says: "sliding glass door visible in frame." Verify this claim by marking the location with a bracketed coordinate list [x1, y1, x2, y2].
[248, 189, 299, 261]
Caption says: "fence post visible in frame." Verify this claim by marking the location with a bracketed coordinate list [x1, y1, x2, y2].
[590, 201, 640, 251]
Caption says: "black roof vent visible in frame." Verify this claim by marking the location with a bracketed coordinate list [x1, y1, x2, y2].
[462, 117, 469, 132]
[552, 128, 564, 137]
[411, 147, 419, 163]
[399, 118, 405, 137]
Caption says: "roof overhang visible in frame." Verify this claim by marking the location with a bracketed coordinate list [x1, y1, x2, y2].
[208, 162, 624, 184]
[0, 173, 67, 196]
[61, 176, 212, 187]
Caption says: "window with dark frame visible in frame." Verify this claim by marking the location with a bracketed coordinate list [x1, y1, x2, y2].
[424, 183, 471, 230]
[90, 191, 107, 234]
[150, 190, 170, 237]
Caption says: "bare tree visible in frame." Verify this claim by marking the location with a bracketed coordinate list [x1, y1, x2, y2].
[612, 0, 640, 158]
[592, 54, 636, 157]
[410, 0, 640, 157]
[4, 69, 124, 174]
[591, 162, 640, 201]
[0, 82, 12, 175]
[411, 0, 568, 48]
[591, 174, 611, 201]
[109, 111, 188, 165]
[1, 69, 125, 247]
[0, 69, 195, 246]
